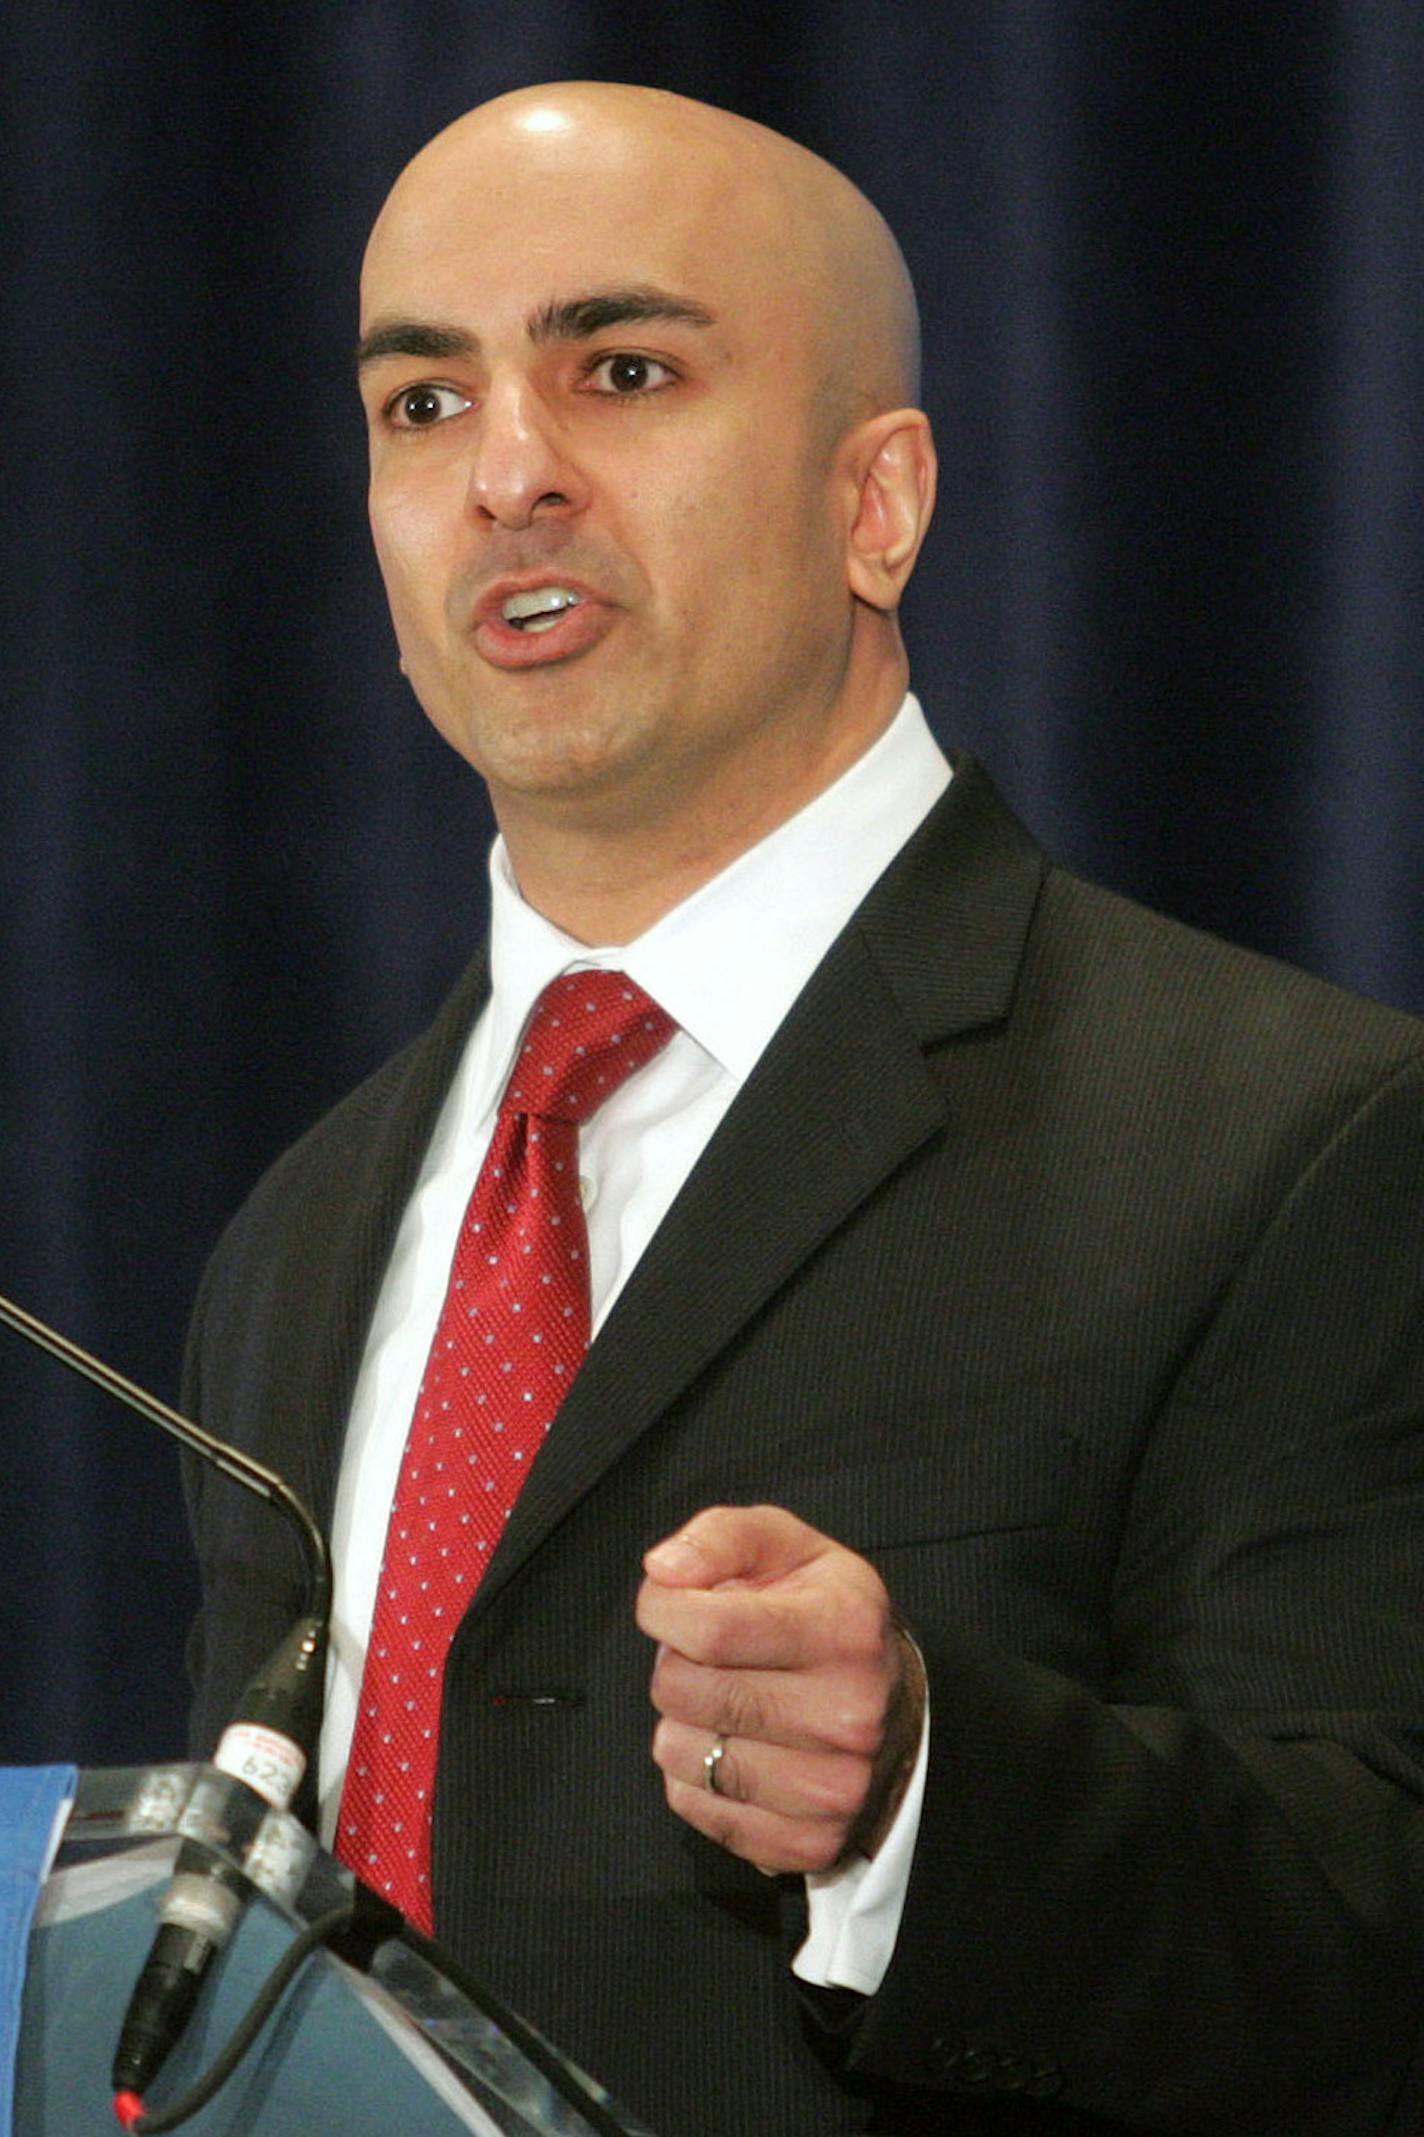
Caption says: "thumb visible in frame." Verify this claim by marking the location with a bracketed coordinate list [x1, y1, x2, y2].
[642, 1503, 830, 1589]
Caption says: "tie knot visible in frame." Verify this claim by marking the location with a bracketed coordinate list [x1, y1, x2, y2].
[502, 971, 676, 1125]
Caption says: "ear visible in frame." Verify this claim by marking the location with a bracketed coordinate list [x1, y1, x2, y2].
[843, 409, 937, 612]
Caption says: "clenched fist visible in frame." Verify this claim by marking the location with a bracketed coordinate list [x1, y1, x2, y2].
[637, 1504, 925, 1874]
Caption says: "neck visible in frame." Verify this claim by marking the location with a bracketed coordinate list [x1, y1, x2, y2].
[496, 669, 907, 944]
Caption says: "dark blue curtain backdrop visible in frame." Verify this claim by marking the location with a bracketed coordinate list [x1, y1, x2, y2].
[2, 4, 1420, 1765]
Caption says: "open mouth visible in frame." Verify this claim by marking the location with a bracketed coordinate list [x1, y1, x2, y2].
[474, 580, 611, 670]
[501, 588, 585, 635]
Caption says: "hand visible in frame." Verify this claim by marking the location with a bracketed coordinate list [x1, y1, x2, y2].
[636, 1504, 925, 1875]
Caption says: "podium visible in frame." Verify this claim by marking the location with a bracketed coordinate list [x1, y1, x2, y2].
[10, 1764, 657, 2136]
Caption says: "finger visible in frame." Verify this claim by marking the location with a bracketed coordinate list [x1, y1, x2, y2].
[637, 1542, 891, 1672]
[659, 1765, 855, 1876]
[648, 1644, 892, 1760]
[637, 1572, 856, 1670]
[642, 1503, 837, 1590]
[653, 1718, 871, 1826]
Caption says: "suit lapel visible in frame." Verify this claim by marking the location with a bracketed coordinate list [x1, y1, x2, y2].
[284, 950, 494, 1538]
[476, 758, 1046, 1605]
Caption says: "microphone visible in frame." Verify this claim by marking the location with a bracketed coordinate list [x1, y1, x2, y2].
[109, 1612, 328, 2115]
[0, 1292, 332, 2117]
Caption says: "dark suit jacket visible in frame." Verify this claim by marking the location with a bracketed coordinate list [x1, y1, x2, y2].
[183, 760, 1424, 2137]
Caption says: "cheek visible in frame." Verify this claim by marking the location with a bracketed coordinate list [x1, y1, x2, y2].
[368, 453, 463, 560]
[641, 479, 775, 615]
[369, 493, 450, 630]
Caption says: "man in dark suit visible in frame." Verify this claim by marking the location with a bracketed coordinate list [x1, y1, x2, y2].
[183, 81, 1424, 2135]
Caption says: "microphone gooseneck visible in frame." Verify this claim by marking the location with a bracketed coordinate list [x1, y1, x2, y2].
[0, 1291, 330, 1627]
[0, 1290, 332, 2122]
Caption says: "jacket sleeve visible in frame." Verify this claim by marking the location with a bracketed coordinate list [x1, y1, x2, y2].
[840, 1054, 1424, 2132]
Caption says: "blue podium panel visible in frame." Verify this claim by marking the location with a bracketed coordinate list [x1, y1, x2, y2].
[0, 1768, 76, 2137]
[17, 1848, 504, 2136]
[8, 1770, 652, 2137]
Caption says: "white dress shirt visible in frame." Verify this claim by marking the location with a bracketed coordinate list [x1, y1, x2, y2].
[322, 693, 951, 1994]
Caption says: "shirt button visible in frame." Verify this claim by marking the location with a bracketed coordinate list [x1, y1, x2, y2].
[579, 1175, 595, 1210]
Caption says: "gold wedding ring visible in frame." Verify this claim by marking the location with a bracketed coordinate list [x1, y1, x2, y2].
[703, 1735, 727, 1794]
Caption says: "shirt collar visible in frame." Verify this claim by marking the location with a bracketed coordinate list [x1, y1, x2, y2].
[485, 693, 951, 1091]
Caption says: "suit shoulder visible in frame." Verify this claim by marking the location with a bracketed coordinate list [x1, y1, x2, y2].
[1033, 864, 1424, 1094]
[202, 954, 488, 1281]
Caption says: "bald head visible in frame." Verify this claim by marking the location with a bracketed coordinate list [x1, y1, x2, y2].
[357, 80, 937, 936]
[365, 82, 921, 429]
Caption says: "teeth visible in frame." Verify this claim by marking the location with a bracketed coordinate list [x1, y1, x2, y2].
[501, 587, 584, 629]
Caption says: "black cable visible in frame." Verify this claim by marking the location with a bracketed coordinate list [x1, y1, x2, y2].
[125, 1902, 356, 2133]
[126, 1901, 633, 2136]
[392, 1917, 635, 2137]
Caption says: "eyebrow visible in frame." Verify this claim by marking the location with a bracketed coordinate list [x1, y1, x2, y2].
[356, 321, 474, 371]
[527, 286, 717, 342]
[356, 285, 716, 373]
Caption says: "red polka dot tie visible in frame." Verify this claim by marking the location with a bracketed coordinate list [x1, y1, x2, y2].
[337, 971, 676, 1928]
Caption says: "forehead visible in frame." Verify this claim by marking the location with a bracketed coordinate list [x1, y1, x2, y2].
[361, 125, 803, 346]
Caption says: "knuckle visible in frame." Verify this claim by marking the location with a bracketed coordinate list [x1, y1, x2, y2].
[840, 1592, 890, 1660]
[780, 1821, 847, 1876]
[834, 1699, 888, 1761]
[649, 1718, 675, 1772]
[699, 1622, 737, 1670]
[821, 1666, 891, 1757]
[720, 1676, 770, 1740]
[675, 1506, 729, 1553]
[805, 1758, 869, 1821]
[746, 1502, 809, 1545]
[648, 1648, 679, 1713]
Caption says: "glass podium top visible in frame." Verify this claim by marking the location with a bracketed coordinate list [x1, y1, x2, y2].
[24, 1763, 657, 2137]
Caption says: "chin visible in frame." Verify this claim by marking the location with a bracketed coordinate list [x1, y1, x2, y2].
[477, 704, 659, 799]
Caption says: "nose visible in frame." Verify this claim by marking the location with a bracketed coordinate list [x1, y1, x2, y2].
[465, 376, 581, 529]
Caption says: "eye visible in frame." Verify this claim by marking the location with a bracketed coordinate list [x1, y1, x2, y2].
[384, 382, 472, 429]
[584, 353, 676, 396]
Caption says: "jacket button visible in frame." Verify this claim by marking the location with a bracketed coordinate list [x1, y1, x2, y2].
[996, 2055, 1032, 2091]
[957, 2046, 997, 2085]
[1025, 2060, 1065, 2099]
